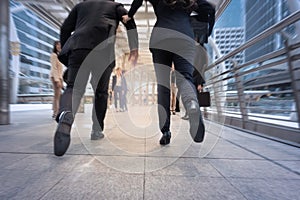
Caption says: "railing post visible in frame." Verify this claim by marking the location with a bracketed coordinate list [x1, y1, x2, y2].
[233, 61, 249, 129]
[285, 1, 300, 128]
[284, 40, 300, 127]
[0, 0, 10, 125]
[211, 74, 223, 122]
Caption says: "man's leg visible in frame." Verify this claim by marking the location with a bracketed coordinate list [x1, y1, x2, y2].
[151, 48, 172, 145]
[117, 88, 122, 111]
[173, 52, 205, 143]
[54, 50, 90, 156]
[114, 89, 119, 110]
[90, 65, 113, 139]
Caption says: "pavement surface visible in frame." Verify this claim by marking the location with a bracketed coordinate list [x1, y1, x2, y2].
[1, 104, 300, 200]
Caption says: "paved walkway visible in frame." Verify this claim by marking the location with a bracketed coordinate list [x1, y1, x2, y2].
[1, 104, 300, 200]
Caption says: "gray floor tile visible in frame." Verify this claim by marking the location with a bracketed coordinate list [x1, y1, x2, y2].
[92, 155, 145, 174]
[276, 160, 300, 174]
[209, 159, 300, 179]
[2, 170, 66, 200]
[228, 178, 300, 200]
[145, 157, 223, 177]
[40, 172, 144, 200]
[206, 140, 262, 159]
[144, 176, 247, 200]
[0, 104, 299, 200]
[0, 153, 29, 169]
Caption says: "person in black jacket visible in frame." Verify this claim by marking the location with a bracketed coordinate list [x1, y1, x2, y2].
[53, 0, 139, 157]
[182, 0, 215, 120]
[191, 0, 214, 88]
[123, 0, 205, 145]
[190, 0, 215, 45]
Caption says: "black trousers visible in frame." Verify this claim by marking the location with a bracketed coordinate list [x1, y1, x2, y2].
[58, 48, 115, 132]
[150, 44, 198, 133]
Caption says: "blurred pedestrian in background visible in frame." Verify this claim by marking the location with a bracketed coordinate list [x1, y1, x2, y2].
[50, 41, 63, 120]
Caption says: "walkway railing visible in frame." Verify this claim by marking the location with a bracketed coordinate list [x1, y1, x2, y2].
[205, 10, 300, 145]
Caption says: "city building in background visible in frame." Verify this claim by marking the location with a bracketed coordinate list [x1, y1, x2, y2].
[10, 0, 59, 99]
[213, 27, 245, 70]
[244, 0, 294, 61]
[243, 0, 295, 92]
[212, 0, 245, 74]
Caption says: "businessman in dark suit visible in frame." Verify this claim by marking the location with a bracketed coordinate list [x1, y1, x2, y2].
[191, 0, 215, 88]
[182, 0, 215, 120]
[54, 0, 138, 157]
[123, 0, 206, 145]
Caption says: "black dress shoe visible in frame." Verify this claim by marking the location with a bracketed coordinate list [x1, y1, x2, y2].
[54, 111, 74, 156]
[186, 100, 205, 143]
[159, 131, 171, 145]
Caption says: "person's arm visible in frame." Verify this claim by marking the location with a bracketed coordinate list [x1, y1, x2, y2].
[60, 4, 78, 47]
[195, 0, 215, 36]
[207, 4, 215, 36]
[117, 5, 138, 50]
[193, 70, 205, 92]
[122, 0, 145, 23]
[128, 0, 144, 18]
[117, 5, 139, 65]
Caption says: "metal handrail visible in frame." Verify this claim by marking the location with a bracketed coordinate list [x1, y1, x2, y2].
[208, 10, 300, 70]
[204, 9, 300, 145]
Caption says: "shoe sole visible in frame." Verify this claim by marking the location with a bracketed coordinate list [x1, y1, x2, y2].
[189, 108, 205, 143]
[54, 111, 73, 156]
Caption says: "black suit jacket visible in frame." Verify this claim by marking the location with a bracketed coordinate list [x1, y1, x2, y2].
[60, 0, 138, 55]
[128, 0, 211, 46]
[190, 0, 215, 44]
[193, 0, 215, 36]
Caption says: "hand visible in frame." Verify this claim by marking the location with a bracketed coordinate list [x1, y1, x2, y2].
[122, 15, 131, 23]
[197, 85, 203, 93]
[128, 49, 138, 66]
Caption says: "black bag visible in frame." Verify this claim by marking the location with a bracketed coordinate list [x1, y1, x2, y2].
[197, 91, 211, 107]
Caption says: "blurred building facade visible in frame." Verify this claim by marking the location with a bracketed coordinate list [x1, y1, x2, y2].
[243, 0, 296, 94]
[212, 0, 245, 73]
[213, 27, 245, 70]
[244, 0, 294, 61]
[10, 0, 59, 97]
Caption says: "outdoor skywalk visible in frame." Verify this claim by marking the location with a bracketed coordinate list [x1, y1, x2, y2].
[0, 104, 299, 200]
